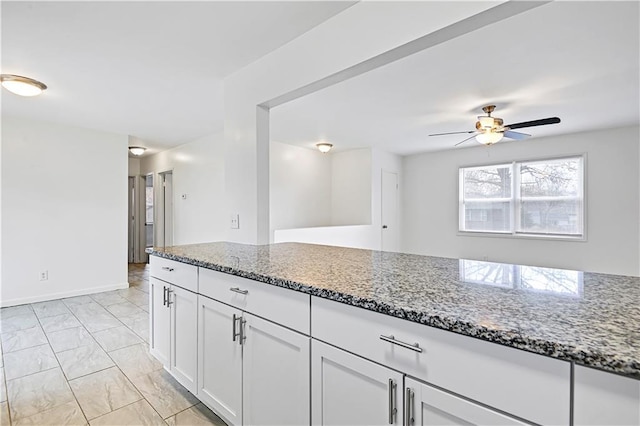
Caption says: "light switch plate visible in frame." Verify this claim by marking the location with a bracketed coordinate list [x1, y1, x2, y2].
[230, 214, 240, 229]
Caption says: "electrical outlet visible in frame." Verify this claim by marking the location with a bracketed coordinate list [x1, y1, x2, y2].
[230, 214, 240, 229]
[39, 270, 48, 281]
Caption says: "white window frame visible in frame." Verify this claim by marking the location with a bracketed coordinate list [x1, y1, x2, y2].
[459, 155, 586, 240]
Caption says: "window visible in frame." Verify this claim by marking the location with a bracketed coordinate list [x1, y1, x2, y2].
[459, 156, 584, 238]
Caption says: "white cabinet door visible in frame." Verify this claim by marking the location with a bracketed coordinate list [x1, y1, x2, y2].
[405, 377, 529, 426]
[197, 295, 243, 426]
[574, 365, 640, 426]
[170, 285, 198, 394]
[243, 314, 310, 426]
[149, 277, 170, 367]
[312, 339, 403, 426]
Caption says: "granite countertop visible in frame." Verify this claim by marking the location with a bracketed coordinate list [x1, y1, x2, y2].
[147, 241, 640, 379]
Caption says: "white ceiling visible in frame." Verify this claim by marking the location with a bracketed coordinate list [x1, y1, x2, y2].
[1, 1, 354, 154]
[271, 1, 640, 155]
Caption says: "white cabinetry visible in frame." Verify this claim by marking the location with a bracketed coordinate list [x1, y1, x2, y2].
[198, 269, 311, 426]
[149, 258, 198, 394]
[574, 365, 640, 425]
[312, 339, 403, 426]
[404, 377, 529, 426]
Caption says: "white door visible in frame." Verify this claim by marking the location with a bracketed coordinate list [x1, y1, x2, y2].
[170, 285, 198, 394]
[197, 295, 243, 426]
[128, 176, 135, 263]
[405, 377, 529, 426]
[243, 314, 310, 426]
[381, 170, 399, 252]
[149, 278, 170, 366]
[312, 340, 403, 426]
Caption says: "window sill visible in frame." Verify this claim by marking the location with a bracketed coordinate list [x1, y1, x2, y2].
[457, 231, 587, 242]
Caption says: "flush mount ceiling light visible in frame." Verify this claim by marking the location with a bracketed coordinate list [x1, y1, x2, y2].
[129, 146, 146, 156]
[316, 143, 333, 153]
[0, 74, 47, 97]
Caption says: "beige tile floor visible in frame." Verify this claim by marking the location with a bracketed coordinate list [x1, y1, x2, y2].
[0, 264, 227, 426]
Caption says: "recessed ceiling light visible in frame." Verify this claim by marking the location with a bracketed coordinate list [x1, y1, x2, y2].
[0, 74, 47, 97]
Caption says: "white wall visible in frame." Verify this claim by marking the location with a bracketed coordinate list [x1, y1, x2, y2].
[270, 141, 332, 234]
[402, 126, 640, 276]
[128, 157, 140, 176]
[140, 132, 226, 246]
[331, 149, 371, 226]
[1, 116, 129, 306]
[224, 2, 502, 244]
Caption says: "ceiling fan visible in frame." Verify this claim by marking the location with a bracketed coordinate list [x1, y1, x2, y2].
[429, 105, 561, 146]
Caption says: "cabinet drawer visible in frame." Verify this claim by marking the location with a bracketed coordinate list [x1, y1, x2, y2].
[150, 256, 198, 292]
[312, 296, 570, 426]
[199, 268, 310, 335]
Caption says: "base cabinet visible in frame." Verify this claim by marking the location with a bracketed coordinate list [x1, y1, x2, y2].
[198, 295, 310, 426]
[149, 277, 198, 394]
[404, 377, 528, 426]
[312, 340, 403, 425]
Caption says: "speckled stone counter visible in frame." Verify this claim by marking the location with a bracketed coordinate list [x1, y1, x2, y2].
[147, 242, 640, 379]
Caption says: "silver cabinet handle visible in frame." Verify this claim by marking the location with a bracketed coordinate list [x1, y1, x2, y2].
[161, 266, 174, 272]
[229, 287, 248, 295]
[232, 314, 241, 342]
[240, 317, 246, 345]
[162, 286, 167, 307]
[166, 289, 173, 306]
[405, 388, 414, 426]
[388, 379, 397, 424]
[380, 335, 423, 353]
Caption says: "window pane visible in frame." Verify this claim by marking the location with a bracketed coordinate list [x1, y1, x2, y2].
[519, 199, 581, 234]
[464, 201, 511, 232]
[463, 165, 511, 199]
[520, 158, 581, 197]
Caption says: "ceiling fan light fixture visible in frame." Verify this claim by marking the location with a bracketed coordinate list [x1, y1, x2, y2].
[316, 142, 333, 153]
[129, 146, 146, 156]
[0, 74, 47, 97]
[478, 116, 495, 129]
[476, 131, 504, 146]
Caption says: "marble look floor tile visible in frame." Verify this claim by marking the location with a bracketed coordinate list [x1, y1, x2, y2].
[165, 403, 227, 426]
[133, 281, 150, 294]
[89, 399, 164, 426]
[1, 325, 47, 353]
[90, 291, 127, 307]
[31, 300, 71, 319]
[56, 343, 114, 380]
[119, 311, 150, 342]
[92, 326, 142, 352]
[117, 288, 148, 307]
[39, 313, 82, 334]
[108, 344, 162, 380]
[0, 312, 39, 334]
[61, 296, 94, 308]
[0, 305, 34, 319]
[4, 343, 58, 380]
[69, 303, 121, 333]
[13, 399, 87, 426]
[6, 368, 75, 421]
[0, 401, 9, 426]
[0, 367, 6, 403]
[47, 326, 95, 353]
[130, 369, 198, 419]
[69, 367, 141, 420]
[106, 301, 145, 319]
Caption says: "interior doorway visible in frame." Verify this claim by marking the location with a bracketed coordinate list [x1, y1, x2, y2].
[157, 171, 174, 247]
[381, 170, 399, 252]
[128, 176, 135, 263]
[145, 174, 154, 249]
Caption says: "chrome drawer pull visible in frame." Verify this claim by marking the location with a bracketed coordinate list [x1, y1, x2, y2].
[161, 266, 174, 272]
[229, 287, 248, 295]
[380, 335, 423, 353]
[405, 388, 414, 426]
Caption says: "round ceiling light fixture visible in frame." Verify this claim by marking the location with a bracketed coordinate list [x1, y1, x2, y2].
[0, 74, 47, 97]
[129, 146, 147, 156]
[316, 142, 333, 153]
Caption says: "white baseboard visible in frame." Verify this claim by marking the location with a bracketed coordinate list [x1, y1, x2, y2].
[0, 282, 130, 308]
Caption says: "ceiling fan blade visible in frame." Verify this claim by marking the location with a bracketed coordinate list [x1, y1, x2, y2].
[429, 130, 475, 136]
[505, 117, 561, 130]
[503, 130, 530, 140]
[454, 134, 478, 147]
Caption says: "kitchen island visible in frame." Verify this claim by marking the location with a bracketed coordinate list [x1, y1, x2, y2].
[147, 241, 640, 425]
